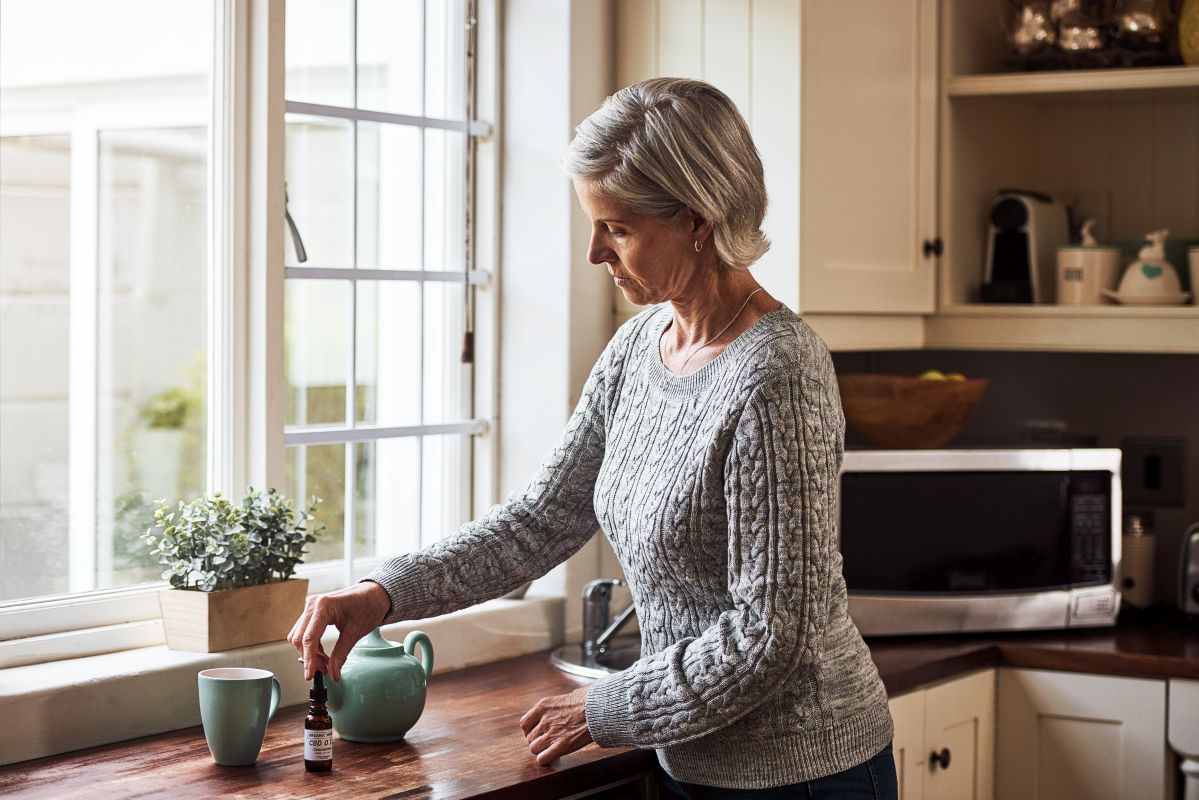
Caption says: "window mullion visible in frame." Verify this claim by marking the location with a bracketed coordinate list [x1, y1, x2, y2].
[344, 0, 359, 587]
[208, 0, 242, 498]
[245, 0, 287, 497]
[68, 124, 100, 593]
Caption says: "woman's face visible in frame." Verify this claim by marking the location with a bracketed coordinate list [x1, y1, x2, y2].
[572, 180, 706, 306]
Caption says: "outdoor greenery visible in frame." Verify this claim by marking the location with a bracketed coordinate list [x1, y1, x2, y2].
[138, 385, 198, 429]
[141, 487, 326, 592]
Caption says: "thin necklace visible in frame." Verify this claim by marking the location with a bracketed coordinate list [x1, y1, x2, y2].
[665, 287, 764, 375]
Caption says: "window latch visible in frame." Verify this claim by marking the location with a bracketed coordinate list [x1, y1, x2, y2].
[284, 183, 308, 263]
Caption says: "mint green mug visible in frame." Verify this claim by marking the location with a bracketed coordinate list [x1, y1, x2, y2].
[198, 668, 281, 766]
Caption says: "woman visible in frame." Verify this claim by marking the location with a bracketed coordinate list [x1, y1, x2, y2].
[290, 78, 897, 799]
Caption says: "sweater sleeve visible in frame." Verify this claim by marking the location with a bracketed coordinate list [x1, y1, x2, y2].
[584, 373, 844, 748]
[363, 337, 617, 625]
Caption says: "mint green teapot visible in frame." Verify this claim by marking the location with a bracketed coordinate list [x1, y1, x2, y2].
[326, 628, 434, 743]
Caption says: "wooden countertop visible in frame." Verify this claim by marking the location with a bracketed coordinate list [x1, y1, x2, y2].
[869, 606, 1199, 695]
[3, 608, 1196, 799]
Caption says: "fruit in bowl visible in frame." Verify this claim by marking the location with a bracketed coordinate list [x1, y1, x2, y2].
[918, 369, 966, 382]
[835, 372, 989, 449]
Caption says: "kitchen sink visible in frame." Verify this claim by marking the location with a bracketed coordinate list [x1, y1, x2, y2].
[549, 635, 641, 679]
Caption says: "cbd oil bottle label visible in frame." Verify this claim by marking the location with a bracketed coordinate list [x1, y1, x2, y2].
[305, 728, 333, 761]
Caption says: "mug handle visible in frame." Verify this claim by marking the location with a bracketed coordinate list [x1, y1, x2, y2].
[404, 631, 434, 678]
[268, 677, 281, 722]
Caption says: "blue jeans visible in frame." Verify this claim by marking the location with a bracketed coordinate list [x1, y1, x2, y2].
[656, 741, 898, 799]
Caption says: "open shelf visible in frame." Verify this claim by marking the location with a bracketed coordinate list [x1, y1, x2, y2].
[924, 303, 1199, 352]
[947, 65, 1199, 103]
[937, 303, 1199, 318]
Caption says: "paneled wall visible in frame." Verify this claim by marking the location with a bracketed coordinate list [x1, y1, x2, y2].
[613, 0, 800, 323]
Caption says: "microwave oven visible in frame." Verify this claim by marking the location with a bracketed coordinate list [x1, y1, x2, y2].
[836, 447, 1122, 636]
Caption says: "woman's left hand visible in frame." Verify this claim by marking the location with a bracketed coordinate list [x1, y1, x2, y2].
[519, 685, 595, 766]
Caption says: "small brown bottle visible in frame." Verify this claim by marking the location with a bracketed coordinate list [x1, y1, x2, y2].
[304, 671, 333, 772]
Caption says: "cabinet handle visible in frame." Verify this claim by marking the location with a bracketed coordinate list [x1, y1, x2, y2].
[922, 237, 943, 258]
[929, 747, 951, 770]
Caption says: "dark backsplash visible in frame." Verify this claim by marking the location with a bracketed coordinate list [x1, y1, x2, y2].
[831, 349, 1199, 609]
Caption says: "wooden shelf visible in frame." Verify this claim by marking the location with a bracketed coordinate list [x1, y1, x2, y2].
[946, 65, 1199, 103]
[937, 303, 1199, 318]
[925, 303, 1199, 352]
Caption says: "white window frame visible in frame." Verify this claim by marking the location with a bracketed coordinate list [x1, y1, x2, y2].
[280, 0, 494, 589]
[0, 0, 506, 668]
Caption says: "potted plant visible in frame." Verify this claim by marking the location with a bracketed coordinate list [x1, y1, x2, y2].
[142, 487, 326, 652]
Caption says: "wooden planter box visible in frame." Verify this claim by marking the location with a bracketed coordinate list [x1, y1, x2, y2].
[157, 579, 309, 653]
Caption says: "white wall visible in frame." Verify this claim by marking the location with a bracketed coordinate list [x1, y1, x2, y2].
[499, 0, 632, 640]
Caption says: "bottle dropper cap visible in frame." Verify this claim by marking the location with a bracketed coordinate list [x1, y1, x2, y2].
[311, 670, 327, 702]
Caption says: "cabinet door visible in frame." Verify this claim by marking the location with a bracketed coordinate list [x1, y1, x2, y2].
[889, 690, 927, 800]
[799, 0, 938, 314]
[923, 669, 995, 800]
[996, 668, 1167, 800]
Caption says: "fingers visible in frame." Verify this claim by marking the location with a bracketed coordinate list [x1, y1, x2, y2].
[300, 598, 334, 681]
[532, 734, 559, 767]
[287, 597, 316, 656]
[327, 624, 365, 683]
[529, 730, 576, 768]
[519, 702, 542, 735]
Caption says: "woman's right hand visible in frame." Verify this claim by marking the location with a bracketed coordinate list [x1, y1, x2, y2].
[288, 580, 393, 682]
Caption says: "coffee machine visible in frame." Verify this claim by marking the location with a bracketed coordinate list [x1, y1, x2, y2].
[981, 189, 1070, 304]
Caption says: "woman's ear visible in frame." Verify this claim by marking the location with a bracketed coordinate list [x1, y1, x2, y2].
[684, 207, 715, 248]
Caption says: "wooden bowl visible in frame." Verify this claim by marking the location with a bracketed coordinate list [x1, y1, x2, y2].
[835, 373, 990, 449]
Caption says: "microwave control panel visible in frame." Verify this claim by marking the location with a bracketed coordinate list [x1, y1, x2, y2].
[1069, 473, 1111, 584]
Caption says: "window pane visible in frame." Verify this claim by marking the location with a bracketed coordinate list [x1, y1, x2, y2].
[0, 136, 71, 602]
[0, 0, 212, 602]
[286, 117, 354, 268]
[423, 282, 469, 425]
[357, 0, 423, 117]
[97, 128, 208, 591]
[356, 122, 422, 270]
[353, 435, 467, 561]
[354, 439, 419, 561]
[285, 280, 351, 427]
[356, 280, 420, 427]
[423, 0, 467, 120]
[286, 0, 354, 108]
[285, 444, 346, 565]
[422, 434, 470, 546]
[423, 128, 467, 271]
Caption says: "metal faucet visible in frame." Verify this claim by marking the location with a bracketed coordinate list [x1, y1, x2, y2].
[582, 578, 637, 657]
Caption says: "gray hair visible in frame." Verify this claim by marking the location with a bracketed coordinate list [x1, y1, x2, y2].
[562, 77, 770, 270]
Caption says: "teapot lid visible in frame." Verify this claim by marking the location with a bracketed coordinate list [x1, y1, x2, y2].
[353, 627, 405, 655]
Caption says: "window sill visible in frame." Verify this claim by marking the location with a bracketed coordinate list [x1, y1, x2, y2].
[0, 592, 565, 766]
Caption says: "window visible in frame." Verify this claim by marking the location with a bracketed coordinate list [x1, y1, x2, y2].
[0, 0, 496, 660]
[282, 0, 490, 591]
[0, 1, 214, 604]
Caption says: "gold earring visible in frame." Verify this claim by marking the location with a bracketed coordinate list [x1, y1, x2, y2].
[694, 240, 703, 253]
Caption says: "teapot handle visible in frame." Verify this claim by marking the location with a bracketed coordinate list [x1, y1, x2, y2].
[404, 630, 434, 678]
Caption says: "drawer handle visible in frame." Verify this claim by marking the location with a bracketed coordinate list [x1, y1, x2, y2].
[929, 747, 951, 771]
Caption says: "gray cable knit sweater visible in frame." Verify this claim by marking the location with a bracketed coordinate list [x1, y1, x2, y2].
[367, 302, 893, 789]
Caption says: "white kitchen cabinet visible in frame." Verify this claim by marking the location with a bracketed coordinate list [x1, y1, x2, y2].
[1168, 678, 1199, 800]
[889, 688, 927, 800]
[799, 0, 939, 316]
[888, 668, 995, 800]
[995, 667, 1169, 800]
